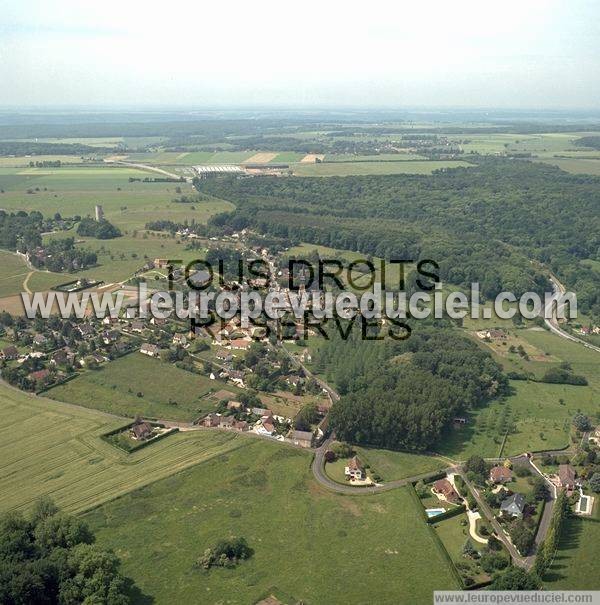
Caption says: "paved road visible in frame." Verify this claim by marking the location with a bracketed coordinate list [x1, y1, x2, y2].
[545, 275, 600, 354]
[105, 160, 191, 183]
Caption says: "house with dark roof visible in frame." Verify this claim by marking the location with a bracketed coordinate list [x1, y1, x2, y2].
[500, 493, 526, 518]
[131, 422, 154, 441]
[28, 369, 50, 386]
[1, 345, 18, 360]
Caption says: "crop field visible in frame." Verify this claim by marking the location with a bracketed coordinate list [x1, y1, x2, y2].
[544, 501, 599, 589]
[0, 164, 233, 232]
[0, 382, 243, 514]
[84, 440, 458, 604]
[536, 158, 600, 175]
[0, 250, 31, 298]
[324, 153, 426, 162]
[48, 352, 240, 422]
[292, 160, 474, 176]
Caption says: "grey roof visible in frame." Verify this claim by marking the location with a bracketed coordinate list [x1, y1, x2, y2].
[500, 492, 525, 513]
[292, 430, 313, 442]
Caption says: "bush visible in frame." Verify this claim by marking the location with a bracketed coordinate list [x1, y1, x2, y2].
[198, 537, 253, 570]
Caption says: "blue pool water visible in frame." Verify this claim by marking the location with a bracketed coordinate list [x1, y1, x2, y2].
[425, 508, 445, 518]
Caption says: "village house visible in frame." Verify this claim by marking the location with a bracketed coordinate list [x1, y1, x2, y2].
[559, 464, 577, 492]
[172, 333, 187, 347]
[230, 338, 251, 351]
[32, 334, 49, 349]
[202, 413, 221, 428]
[1, 345, 18, 360]
[500, 493, 526, 518]
[476, 329, 506, 340]
[131, 422, 154, 441]
[252, 407, 271, 417]
[219, 416, 235, 429]
[77, 324, 95, 339]
[28, 368, 50, 387]
[489, 465, 512, 484]
[232, 420, 248, 432]
[300, 349, 312, 363]
[140, 343, 161, 358]
[227, 400, 244, 411]
[131, 321, 146, 333]
[102, 316, 119, 326]
[50, 349, 69, 366]
[150, 317, 167, 327]
[290, 429, 313, 449]
[433, 478, 460, 503]
[102, 331, 118, 345]
[345, 456, 365, 480]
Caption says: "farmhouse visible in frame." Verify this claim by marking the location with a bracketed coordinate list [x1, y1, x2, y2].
[290, 429, 313, 448]
[202, 413, 221, 428]
[227, 400, 244, 411]
[230, 338, 251, 351]
[489, 465, 512, 484]
[345, 456, 365, 480]
[500, 493, 525, 518]
[219, 416, 235, 429]
[32, 334, 48, 348]
[433, 479, 460, 503]
[140, 343, 161, 358]
[131, 422, 154, 441]
[173, 333, 187, 346]
[131, 321, 146, 333]
[28, 369, 50, 386]
[1, 345, 18, 360]
[559, 464, 577, 491]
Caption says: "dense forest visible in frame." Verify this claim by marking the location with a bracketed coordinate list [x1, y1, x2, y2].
[76, 218, 121, 239]
[318, 321, 507, 450]
[201, 159, 600, 320]
[0, 498, 136, 604]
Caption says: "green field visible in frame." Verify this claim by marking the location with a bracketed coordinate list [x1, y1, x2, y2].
[84, 440, 458, 604]
[324, 153, 426, 162]
[0, 165, 233, 232]
[0, 250, 30, 297]
[544, 501, 599, 589]
[355, 446, 448, 480]
[537, 158, 600, 175]
[47, 352, 239, 422]
[0, 382, 242, 514]
[292, 160, 474, 177]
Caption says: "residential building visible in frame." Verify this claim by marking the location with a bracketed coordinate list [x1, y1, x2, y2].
[559, 464, 577, 491]
[345, 456, 365, 480]
[489, 466, 512, 484]
[131, 422, 154, 441]
[500, 493, 526, 518]
[433, 478, 460, 503]
[290, 430, 313, 448]
[140, 343, 160, 358]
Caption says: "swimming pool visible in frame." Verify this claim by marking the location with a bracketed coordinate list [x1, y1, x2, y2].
[425, 508, 446, 518]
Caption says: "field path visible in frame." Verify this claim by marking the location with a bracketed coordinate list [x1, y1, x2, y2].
[22, 271, 34, 295]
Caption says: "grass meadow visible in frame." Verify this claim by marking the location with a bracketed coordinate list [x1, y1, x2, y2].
[84, 440, 458, 604]
[0, 382, 243, 514]
[543, 500, 600, 589]
[47, 352, 238, 422]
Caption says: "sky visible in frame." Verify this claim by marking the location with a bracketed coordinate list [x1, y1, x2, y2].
[0, 0, 599, 109]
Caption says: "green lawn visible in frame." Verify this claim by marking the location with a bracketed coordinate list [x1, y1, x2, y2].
[355, 446, 448, 481]
[84, 440, 458, 604]
[292, 160, 474, 177]
[47, 352, 239, 422]
[432, 514, 490, 584]
[0, 382, 242, 514]
[544, 500, 600, 589]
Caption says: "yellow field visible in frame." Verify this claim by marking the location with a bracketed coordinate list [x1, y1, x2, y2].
[0, 383, 246, 514]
